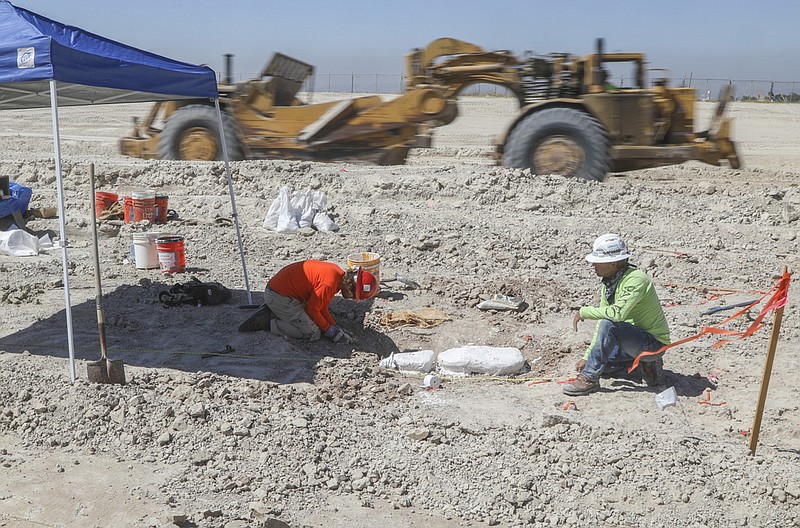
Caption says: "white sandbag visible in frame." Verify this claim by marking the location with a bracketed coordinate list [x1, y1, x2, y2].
[306, 189, 338, 232]
[312, 211, 339, 232]
[37, 234, 56, 252]
[263, 187, 338, 233]
[262, 191, 282, 230]
[310, 190, 327, 210]
[263, 185, 298, 232]
[274, 187, 300, 233]
[0, 228, 40, 256]
[379, 350, 435, 373]
[291, 190, 315, 228]
[438, 345, 525, 376]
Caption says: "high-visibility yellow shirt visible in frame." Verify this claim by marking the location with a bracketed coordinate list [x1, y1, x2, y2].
[579, 267, 671, 359]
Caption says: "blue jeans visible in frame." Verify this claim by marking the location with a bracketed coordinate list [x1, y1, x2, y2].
[582, 320, 665, 381]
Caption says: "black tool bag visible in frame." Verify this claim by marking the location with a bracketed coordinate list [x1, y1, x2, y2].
[159, 277, 232, 307]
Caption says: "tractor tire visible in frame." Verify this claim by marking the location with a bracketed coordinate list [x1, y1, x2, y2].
[502, 107, 611, 181]
[158, 105, 244, 161]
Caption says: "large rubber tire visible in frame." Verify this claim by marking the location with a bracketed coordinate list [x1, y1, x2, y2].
[158, 105, 244, 161]
[502, 107, 611, 181]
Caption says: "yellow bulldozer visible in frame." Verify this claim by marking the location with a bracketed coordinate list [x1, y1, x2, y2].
[119, 38, 740, 181]
[119, 52, 447, 166]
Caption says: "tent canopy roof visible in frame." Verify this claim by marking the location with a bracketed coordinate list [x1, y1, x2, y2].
[0, 0, 218, 110]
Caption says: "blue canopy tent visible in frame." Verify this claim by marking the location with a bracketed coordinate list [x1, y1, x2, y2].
[0, 0, 252, 381]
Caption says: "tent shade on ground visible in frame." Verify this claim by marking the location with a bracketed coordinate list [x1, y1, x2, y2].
[0, 0, 251, 382]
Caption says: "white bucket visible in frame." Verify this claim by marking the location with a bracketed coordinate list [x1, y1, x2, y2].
[131, 189, 155, 201]
[132, 231, 161, 269]
[131, 189, 156, 223]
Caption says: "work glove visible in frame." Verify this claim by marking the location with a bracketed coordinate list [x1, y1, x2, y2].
[340, 328, 355, 343]
[323, 325, 353, 344]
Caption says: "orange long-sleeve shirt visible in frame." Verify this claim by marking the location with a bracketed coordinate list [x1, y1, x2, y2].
[267, 260, 344, 331]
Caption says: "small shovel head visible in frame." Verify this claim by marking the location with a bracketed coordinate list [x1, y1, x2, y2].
[87, 357, 126, 385]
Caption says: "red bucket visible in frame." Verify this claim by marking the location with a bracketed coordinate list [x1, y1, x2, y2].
[123, 196, 133, 224]
[95, 191, 118, 218]
[154, 194, 169, 224]
[156, 236, 185, 273]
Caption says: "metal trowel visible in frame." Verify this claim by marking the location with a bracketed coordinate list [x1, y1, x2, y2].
[382, 273, 421, 290]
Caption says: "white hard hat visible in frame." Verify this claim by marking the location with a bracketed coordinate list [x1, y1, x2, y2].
[585, 233, 632, 263]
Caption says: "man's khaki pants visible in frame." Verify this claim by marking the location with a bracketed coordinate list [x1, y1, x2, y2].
[264, 287, 322, 340]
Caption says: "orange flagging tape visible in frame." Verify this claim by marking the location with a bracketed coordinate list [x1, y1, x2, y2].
[526, 376, 576, 387]
[630, 271, 791, 373]
[698, 389, 727, 406]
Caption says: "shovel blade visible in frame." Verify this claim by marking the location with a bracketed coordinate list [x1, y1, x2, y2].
[87, 358, 126, 385]
[106, 359, 126, 385]
[87, 358, 109, 383]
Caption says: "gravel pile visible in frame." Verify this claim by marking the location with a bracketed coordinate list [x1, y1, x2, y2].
[2, 349, 799, 527]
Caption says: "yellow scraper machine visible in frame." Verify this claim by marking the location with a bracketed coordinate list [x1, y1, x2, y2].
[119, 38, 740, 181]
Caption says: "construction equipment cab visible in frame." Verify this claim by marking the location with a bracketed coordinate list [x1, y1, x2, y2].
[498, 39, 740, 180]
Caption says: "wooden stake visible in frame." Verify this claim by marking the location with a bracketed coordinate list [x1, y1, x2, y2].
[748, 266, 788, 456]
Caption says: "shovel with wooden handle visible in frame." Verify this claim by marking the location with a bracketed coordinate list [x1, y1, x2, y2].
[86, 163, 126, 384]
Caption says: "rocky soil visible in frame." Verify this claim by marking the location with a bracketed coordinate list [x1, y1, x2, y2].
[0, 97, 799, 527]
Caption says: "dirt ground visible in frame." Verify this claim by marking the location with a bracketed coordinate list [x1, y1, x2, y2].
[1, 96, 799, 527]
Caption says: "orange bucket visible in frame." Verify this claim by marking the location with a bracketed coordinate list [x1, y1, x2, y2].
[156, 236, 185, 273]
[94, 192, 118, 218]
[123, 196, 133, 224]
[154, 194, 169, 224]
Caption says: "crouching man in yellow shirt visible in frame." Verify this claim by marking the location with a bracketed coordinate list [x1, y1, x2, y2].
[564, 234, 671, 397]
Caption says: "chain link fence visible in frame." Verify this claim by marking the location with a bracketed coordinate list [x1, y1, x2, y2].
[679, 79, 799, 102]
[280, 73, 798, 102]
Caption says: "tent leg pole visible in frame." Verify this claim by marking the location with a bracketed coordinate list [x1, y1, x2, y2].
[50, 80, 77, 383]
[215, 98, 253, 305]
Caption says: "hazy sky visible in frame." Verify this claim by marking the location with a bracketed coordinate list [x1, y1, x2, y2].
[10, 0, 800, 82]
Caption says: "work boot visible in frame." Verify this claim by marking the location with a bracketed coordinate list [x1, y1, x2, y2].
[641, 357, 665, 387]
[600, 362, 630, 378]
[237, 304, 272, 332]
[562, 374, 600, 396]
[601, 362, 643, 383]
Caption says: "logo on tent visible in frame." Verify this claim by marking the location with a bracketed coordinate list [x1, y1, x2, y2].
[17, 47, 34, 69]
